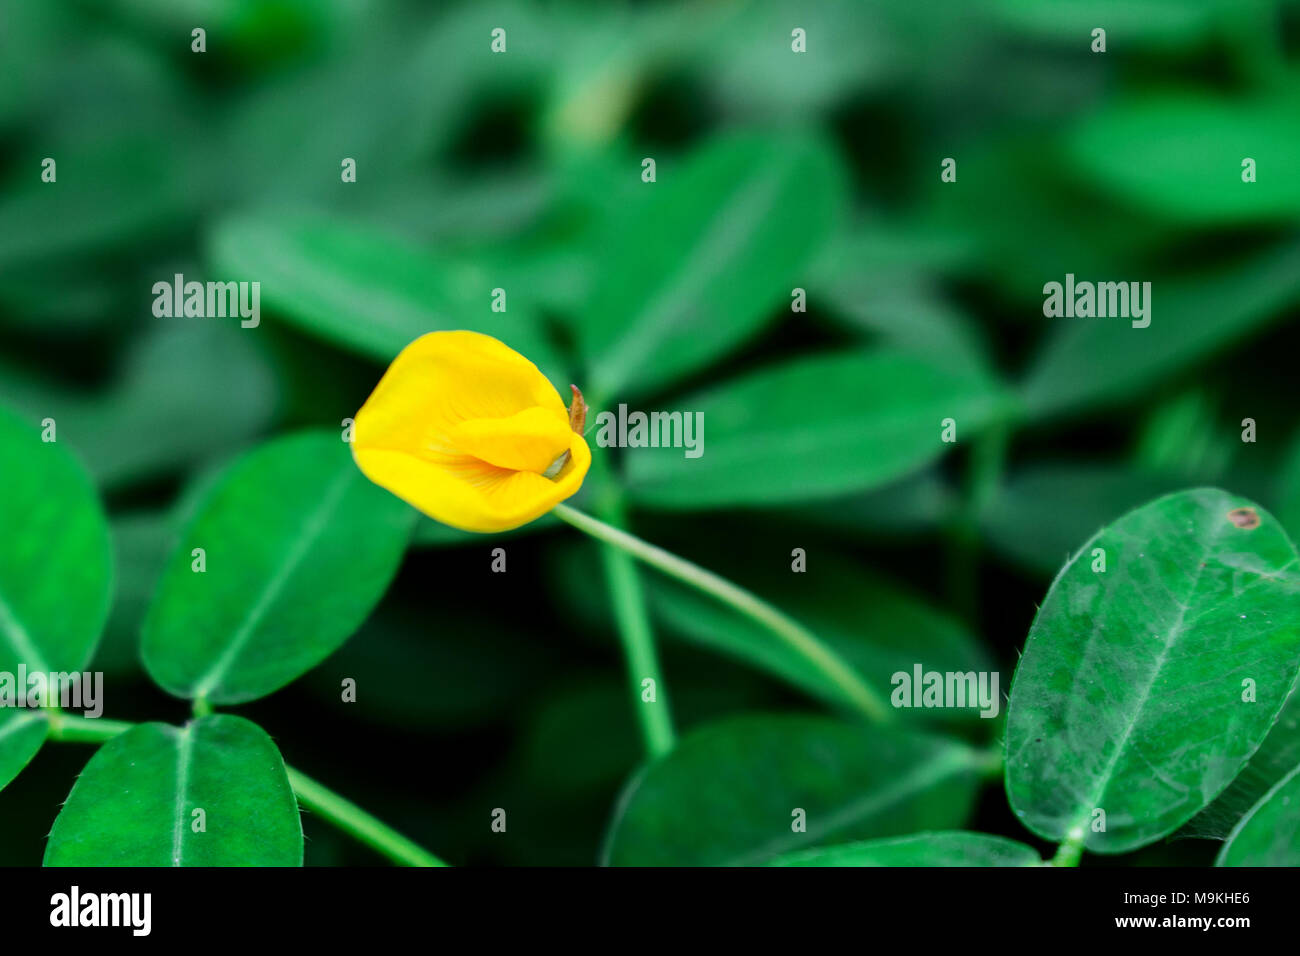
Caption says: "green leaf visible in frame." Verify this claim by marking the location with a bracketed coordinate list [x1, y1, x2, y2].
[142, 431, 415, 704]
[686, 0, 896, 115]
[1006, 488, 1300, 854]
[1021, 239, 1300, 419]
[0, 711, 47, 793]
[1216, 762, 1300, 866]
[44, 715, 302, 866]
[0, 5, 57, 126]
[811, 225, 988, 375]
[992, 0, 1234, 50]
[623, 350, 1010, 509]
[602, 715, 985, 866]
[0, 405, 113, 676]
[222, 18, 466, 201]
[206, 214, 567, 385]
[513, 677, 641, 799]
[1186, 685, 1300, 839]
[1131, 388, 1236, 480]
[918, 139, 1171, 302]
[779, 469, 959, 536]
[820, 276, 987, 374]
[1067, 87, 1300, 224]
[0, 261, 128, 332]
[0, 324, 279, 489]
[97, 513, 179, 677]
[351, 170, 557, 247]
[580, 132, 845, 399]
[767, 831, 1041, 867]
[0, 133, 196, 269]
[106, 0, 348, 64]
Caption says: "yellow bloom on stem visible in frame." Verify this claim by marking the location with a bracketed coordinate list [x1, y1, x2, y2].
[352, 331, 591, 533]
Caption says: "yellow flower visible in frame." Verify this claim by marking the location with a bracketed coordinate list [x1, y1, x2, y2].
[352, 331, 591, 533]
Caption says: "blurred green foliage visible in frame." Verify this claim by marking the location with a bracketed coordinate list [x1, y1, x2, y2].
[3, 0, 1300, 866]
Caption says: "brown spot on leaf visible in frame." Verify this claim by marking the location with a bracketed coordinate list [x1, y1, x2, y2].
[1227, 507, 1260, 530]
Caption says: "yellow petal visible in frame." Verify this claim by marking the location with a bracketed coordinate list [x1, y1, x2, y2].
[352, 331, 591, 533]
[449, 406, 572, 474]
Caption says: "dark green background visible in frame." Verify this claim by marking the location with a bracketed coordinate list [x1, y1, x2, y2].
[2, 0, 1299, 865]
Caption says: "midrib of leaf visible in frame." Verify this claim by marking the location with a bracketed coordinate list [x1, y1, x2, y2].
[722, 743, 977, 866]
[595, 150, 796, 393]
[1064, 521, 1222, 837]
[0, 586, 50, 675]
[254, 235, 435, 345]
[636, 400, 999, 475]
[290, 259, 433, 336]
[170, 724, 195, 867]
[190, 466, 354, 699]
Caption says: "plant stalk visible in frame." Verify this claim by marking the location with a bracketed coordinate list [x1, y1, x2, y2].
[948, 424, 1009, 625]
[585, 452, 676, 759]
[552, 503, 891, 723]
[1050, 833, 1086, 868]
[286, 767, 446, 868]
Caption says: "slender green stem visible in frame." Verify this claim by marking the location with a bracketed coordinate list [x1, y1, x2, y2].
[286, 767, 446, 868]
[598, 537, 677, 757]
[45, 711, 135, 743]
[968, 424, 1009, 516]
[976, 745, 1004, 782]
[586, 453, 675, 758]
[552, 503, 891, 723]
[45, 712, 446, 868]
[948, 425, 1009, 624]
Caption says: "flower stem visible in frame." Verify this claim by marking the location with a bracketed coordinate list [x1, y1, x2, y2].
[947, 424, 1009, 625]
[552, 504, 891, 723]
[584, 454, 676, 758]
[45, 712, 446, 868]
[596, 539, 677, 759]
